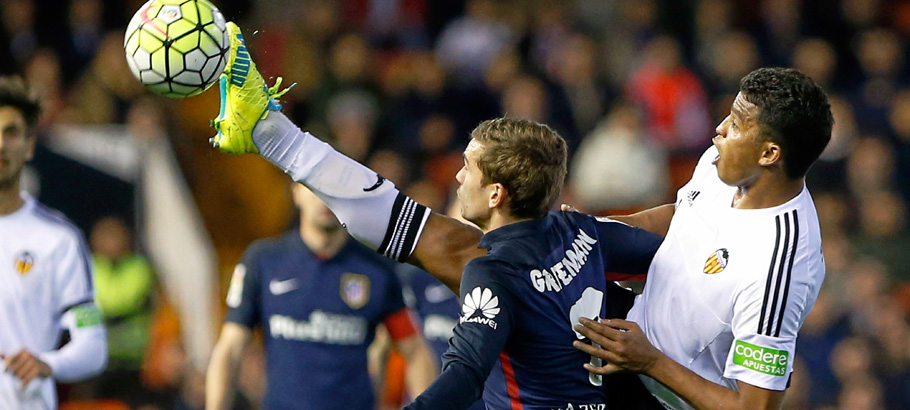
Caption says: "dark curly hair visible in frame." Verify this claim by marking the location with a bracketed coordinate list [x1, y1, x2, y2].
[0, 76, 40, 132]
[740, 67, 833, 179]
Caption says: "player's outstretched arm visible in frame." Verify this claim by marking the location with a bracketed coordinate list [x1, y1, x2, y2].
[206, 323, 252, 410]
[607, 203, 676, 237]
[407, 213, 485, 292]
[566, 203, 676, 237]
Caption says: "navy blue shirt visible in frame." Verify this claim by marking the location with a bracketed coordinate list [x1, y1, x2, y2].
[399, 265, 486, 410]
[405, 211, 663, 410]
[226, 231, 408, 410]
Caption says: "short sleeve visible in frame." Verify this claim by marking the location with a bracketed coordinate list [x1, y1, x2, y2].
[674, 146, 719, 206]
[592, 217, 663, 276]
[55, 229, 95, 313]
[224, 246, 263, 328]
[723, 265, 813, 390]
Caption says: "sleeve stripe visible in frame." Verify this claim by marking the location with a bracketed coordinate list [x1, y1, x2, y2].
[759, 210, 799, 336]
[399, 202, 429, 262]
[378, 194, 407, 257]
[765, 213, 791, 336]
[774, 210, 799, 337]
[378, 193, 430, 262]
[758, 215, 782, 334]
[390, 198, 417, 260]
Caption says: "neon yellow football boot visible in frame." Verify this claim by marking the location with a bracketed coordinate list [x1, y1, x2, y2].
[210, 22, 291, 154]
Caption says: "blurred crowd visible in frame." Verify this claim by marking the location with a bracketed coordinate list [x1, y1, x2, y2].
[4, 0, 910, 409]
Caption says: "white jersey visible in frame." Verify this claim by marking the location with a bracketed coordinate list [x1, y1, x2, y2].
[627, 147, 825, 410]
[0, 193, 95, 410]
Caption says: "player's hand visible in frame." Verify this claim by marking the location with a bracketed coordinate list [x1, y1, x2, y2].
[560, 204, 579, 213]
[1, 350, 52, 389]
[572, 318, 661, 375]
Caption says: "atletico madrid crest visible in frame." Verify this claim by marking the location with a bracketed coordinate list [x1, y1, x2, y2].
[340, 273, 371, 309]
[703, 248, 729, 274]
[14, 251, 35, 275]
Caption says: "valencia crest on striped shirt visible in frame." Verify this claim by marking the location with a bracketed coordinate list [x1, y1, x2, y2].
[703, 248, 729, 274]
[14, 251, 35, 275]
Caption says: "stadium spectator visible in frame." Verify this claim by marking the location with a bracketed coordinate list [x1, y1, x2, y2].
[88, 215, 159, 407]
[887, 89, 910, 207]
[434, 0, 513, 86]
[569, 102, 668, 213]
[0, 0, 37, 74]
[791, 38, 838, 90]
[626, 35, 713, 154]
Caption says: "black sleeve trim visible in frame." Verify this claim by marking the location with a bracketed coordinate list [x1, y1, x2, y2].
[759, 210, 799, 336]
[58, 298, 94, 317]
[378, 193, 429, 262]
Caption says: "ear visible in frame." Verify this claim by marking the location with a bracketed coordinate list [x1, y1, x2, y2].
[24, 134, 36, 162]
[488, 183, 507, 209]
[758, 141, 782, 168]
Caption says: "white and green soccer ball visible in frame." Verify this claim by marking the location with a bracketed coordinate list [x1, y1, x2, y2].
[124, 0, 228, 98]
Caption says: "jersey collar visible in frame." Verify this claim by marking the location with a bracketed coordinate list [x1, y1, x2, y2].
[0, 191, 34, 220]
[479, 214, 553, 249]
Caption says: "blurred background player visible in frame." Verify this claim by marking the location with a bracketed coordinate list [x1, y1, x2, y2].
[205, 183, 436, 410]
[0, 76, 107, 409]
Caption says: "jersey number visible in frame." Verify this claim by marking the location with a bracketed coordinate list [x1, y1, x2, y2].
[569, 287, 604, 386]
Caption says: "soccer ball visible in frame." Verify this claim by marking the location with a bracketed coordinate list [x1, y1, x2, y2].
[124, 0, 228, 98]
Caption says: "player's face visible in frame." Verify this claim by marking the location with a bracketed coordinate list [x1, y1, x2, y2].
[713, 93, 767, 187]
[455, 139, 493, 229]
[0, 106, 34, 190]
[292, 183, 342, 231]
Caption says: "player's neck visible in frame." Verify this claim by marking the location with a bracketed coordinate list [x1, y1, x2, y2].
[732, 172, 804, 209]
[481, 210, 532, 233]
[299, 221, 348, 259]
[0, 179, 24, 216]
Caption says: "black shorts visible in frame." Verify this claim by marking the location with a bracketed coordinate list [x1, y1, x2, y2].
[603, 282, 666, 410]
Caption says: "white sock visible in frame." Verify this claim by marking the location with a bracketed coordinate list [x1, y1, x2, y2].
[252, 112, 321, 181]
[252, 112, 429, 261]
